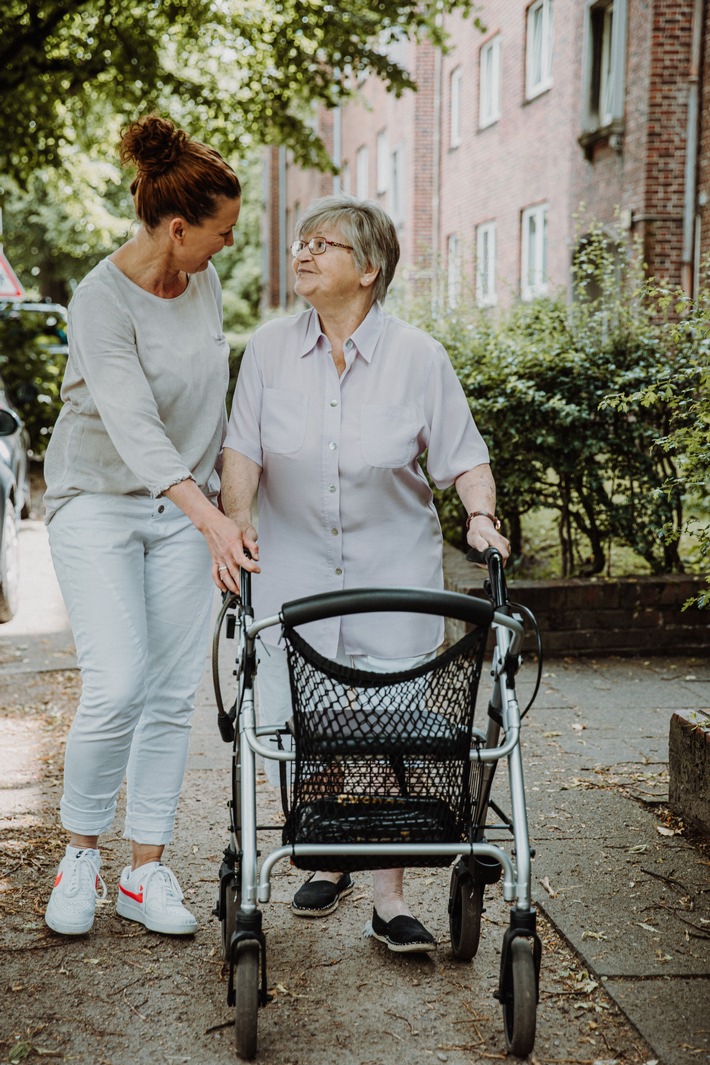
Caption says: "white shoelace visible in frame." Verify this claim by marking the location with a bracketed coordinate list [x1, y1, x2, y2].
[65, 852, 107, 900]
[141, 864, 185, 906]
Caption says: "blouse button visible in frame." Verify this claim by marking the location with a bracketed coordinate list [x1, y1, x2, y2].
[335, 567, 343, 576]
[328, 441, 337, 450]
[330, 399, 338, 407]
[158, 505, 165, 513]
[331, 528, 339, 536]
[329, 484, 336, 493]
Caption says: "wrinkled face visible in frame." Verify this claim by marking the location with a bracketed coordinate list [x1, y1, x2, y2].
[291, 227, 364, 308]
[178, 196, 241, 272]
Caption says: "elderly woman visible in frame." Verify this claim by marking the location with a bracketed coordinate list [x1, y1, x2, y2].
[218, 194, 509, 953]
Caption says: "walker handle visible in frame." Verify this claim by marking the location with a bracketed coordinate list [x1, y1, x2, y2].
[466, 547, 508, 609]
[280, 586, 494, 630]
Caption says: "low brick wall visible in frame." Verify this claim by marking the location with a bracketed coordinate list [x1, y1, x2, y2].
[443, 543, 710, 657]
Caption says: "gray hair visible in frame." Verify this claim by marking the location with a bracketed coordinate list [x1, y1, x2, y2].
[296, 195, 400, 304]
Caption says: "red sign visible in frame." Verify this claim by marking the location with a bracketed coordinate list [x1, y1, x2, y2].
[0, 250, 25, 299]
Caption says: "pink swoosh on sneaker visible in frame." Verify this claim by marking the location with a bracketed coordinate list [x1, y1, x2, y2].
[53, 871, 63, 888]
[119, 884, 144, 903]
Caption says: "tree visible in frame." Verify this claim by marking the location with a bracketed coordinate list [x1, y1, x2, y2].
[1, 0, 480, 184]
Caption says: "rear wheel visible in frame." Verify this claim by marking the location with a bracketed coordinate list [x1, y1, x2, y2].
[449, 863, 483, 961]
[221, 868, 241, 963]
[502, 937, 537, 1058]
[234, 941, 259, 1060]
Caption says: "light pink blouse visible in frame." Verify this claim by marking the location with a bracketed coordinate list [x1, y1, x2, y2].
[224, 302, 489, 658]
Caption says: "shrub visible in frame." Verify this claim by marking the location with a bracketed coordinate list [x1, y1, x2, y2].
[394, 229, 695, 577]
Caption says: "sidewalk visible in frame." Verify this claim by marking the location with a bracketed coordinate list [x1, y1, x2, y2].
[1, 518, 708, 1064]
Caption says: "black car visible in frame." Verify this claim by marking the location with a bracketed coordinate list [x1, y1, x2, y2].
[0, 373, 30, 621]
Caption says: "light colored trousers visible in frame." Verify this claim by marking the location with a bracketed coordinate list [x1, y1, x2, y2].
[256, 640, 434, 788]
[48, 493, 214, 844]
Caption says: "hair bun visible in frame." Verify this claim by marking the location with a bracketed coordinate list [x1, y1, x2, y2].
[120, 115, 189, 175]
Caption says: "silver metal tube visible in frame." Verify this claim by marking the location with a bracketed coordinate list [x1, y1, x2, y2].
[258, 842, 516, 903]
[238, 692, 259, 912]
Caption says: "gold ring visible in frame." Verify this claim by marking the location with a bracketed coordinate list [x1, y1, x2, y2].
[218, 565, 228, 572]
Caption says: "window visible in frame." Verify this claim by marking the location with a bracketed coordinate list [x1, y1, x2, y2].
[526, 0, 553, 99]
[521, 204, 548, 299]
[476, 222, 497, 305]
[479, 36, 501, 128]
[580, 0, 627, 154]
[447, 234, 460, 308]
[376, 130, 389, 194]
[450, 67, 462, 148]
[340, 163, 351, 195]
[390, 146, 404, 223]
[356, 146, 369, 199]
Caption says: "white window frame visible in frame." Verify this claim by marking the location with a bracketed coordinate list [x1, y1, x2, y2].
[447, 234, 460, 309]
[580, 0, 627, 141]
[476, 222, 497, 306]
[526, 0, 553, 99]
[376, 130, 389, 194]
[450, 67, 462, 148]
[521, 204, 549, 300]
[598, 4, 615, 125]
[356, 145, 369, 199]
[390, 146, 405, 224]
[340, 163, 351, 195]
[479, 36, 501, 129]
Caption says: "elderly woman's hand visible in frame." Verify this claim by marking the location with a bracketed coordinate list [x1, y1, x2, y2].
[465, 513, 511, 563]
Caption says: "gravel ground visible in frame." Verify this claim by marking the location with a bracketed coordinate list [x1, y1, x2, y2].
[1, 667, 659, 1065]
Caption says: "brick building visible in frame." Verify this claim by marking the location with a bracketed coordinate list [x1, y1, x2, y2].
[263, 0, 706, 310]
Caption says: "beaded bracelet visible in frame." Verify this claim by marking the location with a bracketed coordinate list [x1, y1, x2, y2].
[466, 510, 501, 531]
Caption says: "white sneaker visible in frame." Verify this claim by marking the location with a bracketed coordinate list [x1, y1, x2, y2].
[116, 862, 198, 935]
[45, 848, 106, 935]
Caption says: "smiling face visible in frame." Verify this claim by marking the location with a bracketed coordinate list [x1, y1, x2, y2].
[292, 228, 373, 312]
[174, 196, 241, 273]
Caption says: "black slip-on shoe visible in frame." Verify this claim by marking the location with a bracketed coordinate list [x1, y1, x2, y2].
[291, 873, 354, 917]
[370, 908, 436, 953]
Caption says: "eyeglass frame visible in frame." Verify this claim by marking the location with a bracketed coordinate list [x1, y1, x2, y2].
[290, 236, 354, 257]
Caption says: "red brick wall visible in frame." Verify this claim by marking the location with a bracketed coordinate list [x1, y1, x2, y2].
[264, 0, 704, 307]
[439, 0, 581, 302]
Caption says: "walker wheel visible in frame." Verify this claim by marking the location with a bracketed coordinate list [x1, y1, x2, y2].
[221, 870, 240, 963]
[448, 861, 483, 961]
[502, 937, 537, 1058]
[234, 940, 259, 1060]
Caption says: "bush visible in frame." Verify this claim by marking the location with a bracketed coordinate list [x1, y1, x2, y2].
[393, 229, 698, 578]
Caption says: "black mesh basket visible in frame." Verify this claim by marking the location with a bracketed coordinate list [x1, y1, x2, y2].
[282, 624, 489, 871]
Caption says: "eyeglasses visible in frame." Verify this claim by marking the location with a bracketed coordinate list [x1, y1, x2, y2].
[290, 237, 354, 257]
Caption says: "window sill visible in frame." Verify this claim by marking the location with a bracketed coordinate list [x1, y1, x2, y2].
[578, 120, 625, 160]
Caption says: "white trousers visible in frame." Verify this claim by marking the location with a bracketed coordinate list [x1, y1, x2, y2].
[48, 493, 214, 844]
[256, 640, 435, 788]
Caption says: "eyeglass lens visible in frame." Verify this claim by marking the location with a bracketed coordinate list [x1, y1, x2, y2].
[291, 238, 327, 256]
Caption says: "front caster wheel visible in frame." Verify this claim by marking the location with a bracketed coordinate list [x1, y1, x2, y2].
[234, 940, 259, 1060]
[449, 863, 483, 961]
[502, 937, 537, 1058]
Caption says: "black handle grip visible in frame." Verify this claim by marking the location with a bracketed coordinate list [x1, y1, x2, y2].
[465, 546, 508, 608]
[281, 586, 494, 629]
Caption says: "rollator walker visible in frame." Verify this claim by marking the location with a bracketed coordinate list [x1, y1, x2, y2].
[213, 547, 543, 1060]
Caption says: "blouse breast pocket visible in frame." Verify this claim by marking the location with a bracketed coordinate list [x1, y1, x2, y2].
[261, 388, 308, 455]
[361, 404, 420, 469]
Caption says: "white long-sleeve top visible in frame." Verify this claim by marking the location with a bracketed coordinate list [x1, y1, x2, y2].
[44, 258, 229, 522]
[224, 302, 490, 659]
